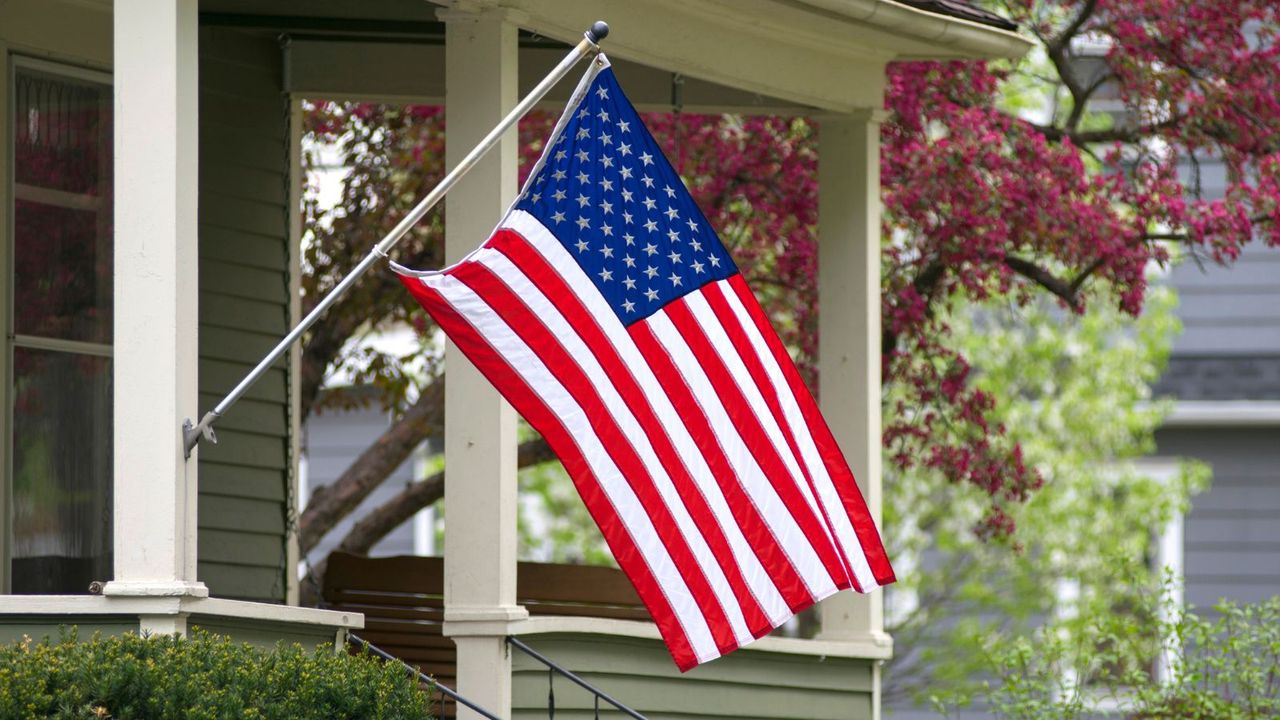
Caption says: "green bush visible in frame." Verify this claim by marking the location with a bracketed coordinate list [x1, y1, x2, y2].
[958, 588, 1280, 720]
[0, 629, 433, 720]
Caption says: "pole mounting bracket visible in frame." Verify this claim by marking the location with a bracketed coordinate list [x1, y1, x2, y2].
[183, 412, 219, 458]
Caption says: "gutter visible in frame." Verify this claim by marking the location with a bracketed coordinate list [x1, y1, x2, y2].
[794, 0, 1034, 60]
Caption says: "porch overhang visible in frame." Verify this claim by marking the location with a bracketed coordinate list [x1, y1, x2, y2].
[436, 0, 1033, 112]
[203, 0, 1032, 113]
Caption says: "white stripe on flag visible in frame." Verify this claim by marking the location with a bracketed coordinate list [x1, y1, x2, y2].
[718, 287, 882, 592]
[504, 210, 794, 625]
[683, 291, 844, 569]
[645, 310, 839, 601]
[473, 247, 754, 646]
[426, 272, 720, 663]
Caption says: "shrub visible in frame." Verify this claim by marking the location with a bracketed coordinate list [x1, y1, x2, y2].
[967, 590, 1280, 720]
[0, 628, 433, 720]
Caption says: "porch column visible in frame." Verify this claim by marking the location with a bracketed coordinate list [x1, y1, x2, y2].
[439, 9, 525, 720]
[104, 0, 207, 603]
[816, 110, 889, 650]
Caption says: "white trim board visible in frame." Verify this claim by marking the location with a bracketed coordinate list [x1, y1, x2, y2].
[1162, 401, 1280, 427]
[0, 594, 363, 629]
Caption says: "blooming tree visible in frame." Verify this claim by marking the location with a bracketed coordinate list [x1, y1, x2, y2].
[295, 1, 1280, 595]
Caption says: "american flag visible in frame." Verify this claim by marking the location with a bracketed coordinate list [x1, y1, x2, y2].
[398, 56, 894, 670]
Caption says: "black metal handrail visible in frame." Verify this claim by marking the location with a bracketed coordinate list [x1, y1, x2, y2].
[348, 632, 502, 720]
[506, 636, 648, 720]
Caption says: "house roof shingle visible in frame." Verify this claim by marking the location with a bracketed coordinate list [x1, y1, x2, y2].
[894, 0, 1019, 32]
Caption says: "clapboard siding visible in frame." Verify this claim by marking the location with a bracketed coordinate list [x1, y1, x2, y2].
[200, 361, 288, 404]
[201, 463, 286, 503]
[512, 634, 874, 720]
[197, 26, 291, 604]
[200, 162, 289, 206]
[200, 293, 289, 335]
[199, 494, 286, 537]
[199, 260, 289, 302]
[1168, 248, 1280, 355]
[1156, 427, 1280, 610]
[199, 225, 290, 269]
[199, 327, 289, 365]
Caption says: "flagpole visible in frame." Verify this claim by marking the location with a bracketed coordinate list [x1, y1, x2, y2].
[183, 21, 610, 458]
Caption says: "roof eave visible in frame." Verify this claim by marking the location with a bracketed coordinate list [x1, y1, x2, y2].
[794, 0, 1035, 60]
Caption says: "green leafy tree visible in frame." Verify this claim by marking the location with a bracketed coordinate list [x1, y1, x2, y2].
[969, 585, 1280, 719]
[883, 284, 1209, 707]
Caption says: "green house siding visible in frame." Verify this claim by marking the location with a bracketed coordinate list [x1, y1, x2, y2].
[512, 634, 875, 720]
[196, 26, 293, 604]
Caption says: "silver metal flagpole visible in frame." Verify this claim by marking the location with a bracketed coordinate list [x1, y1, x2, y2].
[183, 21, 611, 458]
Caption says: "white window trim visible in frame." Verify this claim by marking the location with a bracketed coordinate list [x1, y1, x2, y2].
[1163, 400, 1280, 427]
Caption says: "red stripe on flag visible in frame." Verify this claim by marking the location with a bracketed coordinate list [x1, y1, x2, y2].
[727, 275, 895, 585]
[448, 261, 740, 655]
[489, 231, 774, 638]
[661, 299, 851, 591]
[698, 284, 860, 591]
[626, 320, 815, 613]
[398, 274, 702, 670]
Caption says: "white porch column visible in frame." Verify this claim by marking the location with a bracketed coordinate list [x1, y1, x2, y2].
[816, 111, 889, 650]
[439, 9, 525, 720]
[104, 0, 207, 603]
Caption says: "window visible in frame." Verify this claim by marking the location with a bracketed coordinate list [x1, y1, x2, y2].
[5, 58, 113, 594]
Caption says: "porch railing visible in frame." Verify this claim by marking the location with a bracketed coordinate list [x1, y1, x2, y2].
[349, 632, 501, 720]
[325, 553, 650, 718]
[506, 636, 648, 720]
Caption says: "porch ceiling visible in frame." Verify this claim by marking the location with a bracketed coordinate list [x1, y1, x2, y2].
[441, 0, 1034, 111]
[200, 0, 1031, 113]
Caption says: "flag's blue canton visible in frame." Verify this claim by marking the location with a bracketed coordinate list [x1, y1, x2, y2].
[515, 68, 738, 326]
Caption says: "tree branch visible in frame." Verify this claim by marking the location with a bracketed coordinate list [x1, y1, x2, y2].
[882, 261, 946, 358]
[298, 378, 445, 554]
[1043, 0, 1101, 137]
[1142, 213, 1274, 242]
[1003, 255, 1087, 310]
[299, 230, 445, 419]
[299, 437, 558, 606]
[1032, 115, 1183, 146]
[1047, 0, 1099, 58]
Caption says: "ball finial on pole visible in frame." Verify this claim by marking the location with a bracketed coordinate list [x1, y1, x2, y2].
[587, 21, 609, 44]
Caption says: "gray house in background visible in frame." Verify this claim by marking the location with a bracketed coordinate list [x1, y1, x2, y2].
[301, 397, 435, 570]
[1154, 242, 1280, 610]
[884, 219, 1280, 720]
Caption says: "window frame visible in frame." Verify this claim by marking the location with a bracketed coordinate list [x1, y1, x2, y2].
[2, 53, 113, 594]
